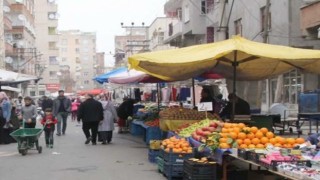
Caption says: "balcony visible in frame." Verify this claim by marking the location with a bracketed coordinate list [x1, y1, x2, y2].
[47, 3, 58, 12]
[301, 1, 320, 36]
[5, 41, 14, 54]
[163, 21, 183, 43]
[3, 15, 12, 30]
[11, 4, 34, 24]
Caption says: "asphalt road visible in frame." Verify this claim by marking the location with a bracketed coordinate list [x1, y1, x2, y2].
[0, 120, 166, 180]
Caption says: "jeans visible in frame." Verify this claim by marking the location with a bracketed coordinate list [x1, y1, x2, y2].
[44, 128, 54, 145]
[56, 112, 69, 134]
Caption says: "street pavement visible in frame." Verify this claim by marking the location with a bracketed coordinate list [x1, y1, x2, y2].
[0, 119, 166, 180]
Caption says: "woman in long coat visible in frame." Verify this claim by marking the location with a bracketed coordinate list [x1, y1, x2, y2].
[99, 94, 118, 144]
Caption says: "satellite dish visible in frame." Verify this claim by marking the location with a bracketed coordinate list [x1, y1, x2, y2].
[18, 14, 26, 21]
[48, 0, 55, 2]
[49, 13, 56, 19]
[56, 72, 62, 76]
[5, 57, 13, 64]
[15, 0, 23, 3]
[3, 6, 10, 13]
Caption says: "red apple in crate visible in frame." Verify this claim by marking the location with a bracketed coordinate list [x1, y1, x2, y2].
[194, 135, 201, 141]
[208, 127, 216, 132]
[203, 131, 211, 136]
[209, 122, 218, 128]
[196, 129, 204, 136]
[202, 127, 209, 132]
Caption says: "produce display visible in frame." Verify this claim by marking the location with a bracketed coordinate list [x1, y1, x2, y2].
[159, 107, 217, 120]
[144, 119, 159, 127]
[278, 163, 320, 180]
[188, 157, 216, 164]
[161, 136, 193, 153]
[177, 119, 219, 138]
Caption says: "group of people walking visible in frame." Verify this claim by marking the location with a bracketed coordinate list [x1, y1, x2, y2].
[0, 89, 125, 148]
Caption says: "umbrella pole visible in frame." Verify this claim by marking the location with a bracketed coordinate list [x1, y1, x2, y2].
[232, 50, 238, 121]
[192, 78, 196, 108]
[157, 83, 160, 112]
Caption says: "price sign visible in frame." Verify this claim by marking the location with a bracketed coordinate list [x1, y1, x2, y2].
[198, 102, 213, 112]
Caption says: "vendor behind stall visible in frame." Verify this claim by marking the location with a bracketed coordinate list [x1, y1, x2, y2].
[117, 98, 138, 133]
[219, 93, 250, 120]
[199, 88, 216, 114]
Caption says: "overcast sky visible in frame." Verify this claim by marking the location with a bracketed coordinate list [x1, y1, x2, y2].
[58, 0, 167, 67]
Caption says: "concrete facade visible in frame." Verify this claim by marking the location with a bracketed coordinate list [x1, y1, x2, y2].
[33, 0, 59, 95]
[59, 30, 97, 92]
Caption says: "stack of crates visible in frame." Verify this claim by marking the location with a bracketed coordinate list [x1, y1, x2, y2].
[183, 159, 217, 180]
[148, 140, 161, 163]
[157, 149, 194, 180]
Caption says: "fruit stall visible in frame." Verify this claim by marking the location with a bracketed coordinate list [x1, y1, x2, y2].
[145, 119, 320, 180]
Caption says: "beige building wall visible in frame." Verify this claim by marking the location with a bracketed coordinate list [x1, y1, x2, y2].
[0, 0, 5, 69]
[59, 30, 97, 91]
[34, 0, 59, 95]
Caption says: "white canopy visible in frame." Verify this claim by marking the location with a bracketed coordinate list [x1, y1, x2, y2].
[0, 69, 39, 84]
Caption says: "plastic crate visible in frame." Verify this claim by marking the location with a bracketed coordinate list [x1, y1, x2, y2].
[246, 151, 265, 163]
[163, 162, 184, 180]
[162, 149, 194, 164]
[145, 127, 162, 145]
[183, 159, 216, 176]
[148, 149, 160, 163]
[237, 149, 252, 160]
[259, 160, 311, 171]
[130, 121, 144, 136]
[157, 156, 165, 173]
[159, 148, 165, 158]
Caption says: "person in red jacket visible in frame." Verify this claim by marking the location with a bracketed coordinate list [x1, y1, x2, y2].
[41, 108, 58, 148]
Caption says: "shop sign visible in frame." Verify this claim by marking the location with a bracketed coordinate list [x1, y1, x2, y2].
[46, 84, 60, 91]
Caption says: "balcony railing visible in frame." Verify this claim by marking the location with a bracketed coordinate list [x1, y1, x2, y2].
[164, 21, 183, 43]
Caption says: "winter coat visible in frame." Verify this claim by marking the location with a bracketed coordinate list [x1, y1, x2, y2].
[1, 100, 12, 128]
[98, 101, 118, 132]
[117, 99, 135, 119]
[21, 105, 37, 123]
[77, 98, 103, 123]
[41, 98, 53, 111]
[52, 96, 71, 116]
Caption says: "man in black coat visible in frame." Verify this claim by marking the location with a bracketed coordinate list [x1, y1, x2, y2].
[77, 94, 104, 145]
[41, 96, 53, 112]
[219, 93, 250, 120]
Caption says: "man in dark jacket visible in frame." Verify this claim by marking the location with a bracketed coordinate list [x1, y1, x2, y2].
[77, 94, 104, 145]
[117, 98, 137, 133]
[219, 93, 250, 120]
[41, 96, 53, 112]
[52, 90, 71, 136]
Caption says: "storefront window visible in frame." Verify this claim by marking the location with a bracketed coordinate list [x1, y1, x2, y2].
[283, 69, 302, 104]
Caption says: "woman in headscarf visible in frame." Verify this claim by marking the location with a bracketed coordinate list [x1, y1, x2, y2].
[0, 92, 12, 144]
[98, 93, 118, 144]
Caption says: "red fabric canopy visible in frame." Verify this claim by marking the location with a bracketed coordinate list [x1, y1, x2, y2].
[77, 89, 106, 95]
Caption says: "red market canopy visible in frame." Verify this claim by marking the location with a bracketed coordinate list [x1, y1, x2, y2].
[77, 89, 106, 95]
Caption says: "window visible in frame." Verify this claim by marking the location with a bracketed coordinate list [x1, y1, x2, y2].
[234, 18, 242, 36]
[260, 6, 271, 32]
[158, 32, 164, 44]
[30, 91, 36, 96]
[83, 72, 89, 76]
[83, 56, 89, 61]
[201, 0, 206, 14]
[75, 48, 80, 53]
[62, 58, 67, 62]
[39, 91, 45, 96]
[184, 5, 190, 23]
[283, 70, 302, 104]
[75, 39, 79, 44]
[207, 27, 214, 43]
[84, 80, 89, 84]
[48, 12, 58, 20]
[61, 48, 67, 52]
[82, 47, 89, 53]
[76, 57, 80, 63]
[207, 0, 214, 13]
[49, 42, 57, 50]
[177, 8, 182, 20]
[48, 27, 56, 35]
[49, 56, 58, 65]
[49, 71, 58, 78]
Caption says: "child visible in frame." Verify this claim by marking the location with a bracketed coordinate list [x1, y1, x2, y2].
[40, 108, 57, 148]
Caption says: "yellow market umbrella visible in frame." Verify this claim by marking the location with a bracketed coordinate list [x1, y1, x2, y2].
[129, 36, 320, 81]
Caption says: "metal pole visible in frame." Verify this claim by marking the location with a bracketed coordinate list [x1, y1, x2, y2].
[17, 48, 22, 92]
[232, 50, 238, 121]
[192, 78, 196, 108]
[157, 83, 160, 112]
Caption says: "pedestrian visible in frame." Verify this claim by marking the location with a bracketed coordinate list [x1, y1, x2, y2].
[117, 98, 138, 133]
[41, 96, 53, 112]
[14, 95, 24, 115]
[52, 90, 71, 136]
[77, 94, 104, 145]
[71, 98, 80, 122]
[0, 92, 12, 144]
[40, 108, 58, 148]
[20, 96, 37, 128]
[99, 94, 118, 144]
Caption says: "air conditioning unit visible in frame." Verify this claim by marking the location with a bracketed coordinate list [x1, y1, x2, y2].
[13, 34, 23, 39]
[48, 13, 56, 20]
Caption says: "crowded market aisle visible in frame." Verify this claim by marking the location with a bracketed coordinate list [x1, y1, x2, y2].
[0, 119, 165, 180]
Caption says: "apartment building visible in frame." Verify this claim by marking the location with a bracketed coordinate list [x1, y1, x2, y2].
[162, 0, 320, 111]
[59, 30, 97, 92]
[32, 0, 60, 96]
[114, 26, 148, 67]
